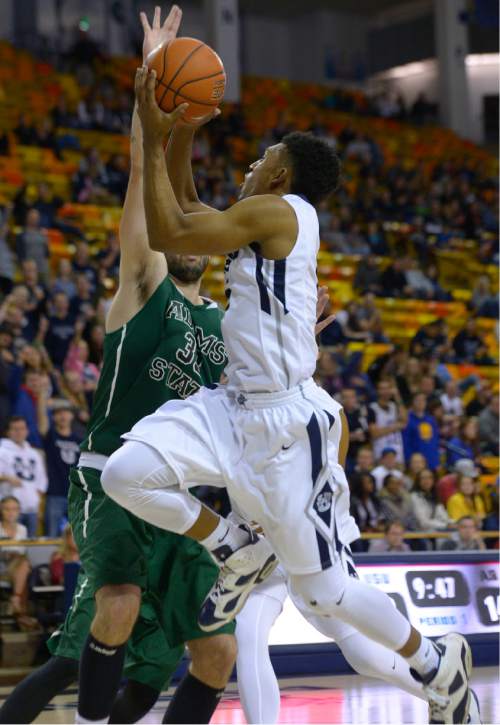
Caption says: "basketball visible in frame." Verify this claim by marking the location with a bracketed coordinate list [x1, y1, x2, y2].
[147, 36, 226, 123]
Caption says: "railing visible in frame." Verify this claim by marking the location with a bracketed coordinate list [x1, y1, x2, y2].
[0, 532, 497, 547]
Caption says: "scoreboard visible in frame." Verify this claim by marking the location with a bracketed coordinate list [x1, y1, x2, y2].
[269, 552, 500, 646]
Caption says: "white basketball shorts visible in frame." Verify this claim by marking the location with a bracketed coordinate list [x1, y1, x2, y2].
[123, 378, 360, 575]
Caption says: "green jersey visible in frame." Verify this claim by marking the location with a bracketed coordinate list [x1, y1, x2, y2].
[81, 276, 226, 457]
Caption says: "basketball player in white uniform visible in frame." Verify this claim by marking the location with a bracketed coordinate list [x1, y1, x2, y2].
[101, 61, 473, 723]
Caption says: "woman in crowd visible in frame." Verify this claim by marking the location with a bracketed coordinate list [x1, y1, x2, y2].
[403, 452, 427, 489]
[446, 417, 480, 466]
[349, 472, 384, 551]
[411, 469, 451, 535]
[447, 474, 486, 526]
[0, 496, 37, 629]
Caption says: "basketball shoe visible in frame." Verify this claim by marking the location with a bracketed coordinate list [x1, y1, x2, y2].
[410, 632, 472, 724]
[198, 526, 278, 632]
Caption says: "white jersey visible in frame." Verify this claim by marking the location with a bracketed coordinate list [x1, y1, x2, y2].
[0, 438, 47, 513]
[221, 194, 319, 393]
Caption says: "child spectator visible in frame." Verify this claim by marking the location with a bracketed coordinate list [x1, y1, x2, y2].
[369, 520, 410, 553]
[0, 495, 38, 629]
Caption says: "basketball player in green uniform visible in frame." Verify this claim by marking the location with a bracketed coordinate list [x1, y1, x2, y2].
[0, 7, 237, 724]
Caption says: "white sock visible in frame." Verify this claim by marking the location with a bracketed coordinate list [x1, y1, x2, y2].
[406, 636, 440, 677]
[75, 714, 109, 724]
[200, 517, 251, 560]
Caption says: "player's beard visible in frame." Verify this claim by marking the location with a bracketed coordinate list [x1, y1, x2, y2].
[166, 254, 210, 283]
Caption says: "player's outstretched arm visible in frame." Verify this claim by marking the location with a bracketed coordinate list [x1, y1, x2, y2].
[166, 123, 219, 214]
[136, 67, 297, 258]
[106, 6, 183, 332]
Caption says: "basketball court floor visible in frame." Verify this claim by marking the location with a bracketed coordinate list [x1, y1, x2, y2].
[1, 667, 496, 724]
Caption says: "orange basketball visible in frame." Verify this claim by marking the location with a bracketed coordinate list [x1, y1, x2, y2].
[147, 37, 226, 123]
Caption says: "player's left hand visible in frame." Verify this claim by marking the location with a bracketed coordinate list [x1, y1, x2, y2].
[141, 5, 182, 65]
[135, 66, 188, 142]
[315, 285, 335, 336]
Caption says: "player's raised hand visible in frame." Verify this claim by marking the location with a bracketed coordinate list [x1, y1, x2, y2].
[141, 4, 182, 65]
[315, 285, 336, 336]
[135, 66, 188, 142]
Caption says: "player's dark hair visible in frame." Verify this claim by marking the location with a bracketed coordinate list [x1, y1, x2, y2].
[282, 131, 340, 206]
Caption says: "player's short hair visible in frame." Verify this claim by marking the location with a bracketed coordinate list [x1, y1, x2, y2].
[282, 132, 340, 206]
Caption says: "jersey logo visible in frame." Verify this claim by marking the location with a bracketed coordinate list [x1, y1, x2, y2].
[165, 300, 194, 328]
[315, 491, 333, 514]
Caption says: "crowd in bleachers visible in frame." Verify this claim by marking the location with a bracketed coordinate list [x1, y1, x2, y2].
[0, 40, 497, 629]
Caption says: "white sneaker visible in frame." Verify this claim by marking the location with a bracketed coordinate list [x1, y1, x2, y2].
[198, 532, 278, 632]
[416, 633, 472, 724]
[467, 689, 482, 724]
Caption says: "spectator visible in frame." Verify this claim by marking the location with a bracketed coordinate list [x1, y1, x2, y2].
[0, 495, 38, 629]
[478, 394, 499, 456]
[371, 447, 403, 492]
[369, 520, 410, 553]
[70, 273, 95, 320]
[314, 351, 343, 397]
[440, 379, 463, 417]
[411, 469, 450, 533]
[50, 523, 80, 584]
[452, 319, 484, 363]
[405, 259, 436, 299]
[0, 417, 47, 536]
[42, 292, 76, 368]
[439, 516, 485, 551]
[403, 452, 427, 490]
[447, 474, 486, 526]
[57, 370, 91, 436]
[368, 379, 406, 463]
[97, 231, 120, 279]
[341, 388, 369, 472]
[410, 319, 449, 360]
[52, 259, 77, 300]
[12, 370, 44, 447]
[353, 253, 382, 295]
[471, 275, 499, 318]
[403, 392, 440, 470]
[350, 473, 384, 542]
[37, 388, 82, 537]
[15, 210, 50, 284]
[72, 241, 98, 292]
[446, 418, 479, 467]
[437, 458, 479, 505]
[379, 258, 410, 298]
[64, 320, 100, 392]
[378, 474, 417, 530]
[466, 382, 492, 417]
[351, 446, 375, 478]
[395, 357, 423, 406]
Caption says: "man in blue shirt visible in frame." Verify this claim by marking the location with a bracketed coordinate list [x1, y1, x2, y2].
[37, 392, 82, 536]
[403, 392, 440, 470]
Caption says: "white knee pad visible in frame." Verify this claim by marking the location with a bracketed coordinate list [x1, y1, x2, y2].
[289, 562, 348, 618]
[102, 441, 178, 504]
[101, 441, 201, 535]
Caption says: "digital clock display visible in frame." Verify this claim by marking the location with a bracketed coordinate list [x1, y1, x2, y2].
[406, 570, 470, 608]
[475, 587, 500, 627]
[268, 558, 499, 646]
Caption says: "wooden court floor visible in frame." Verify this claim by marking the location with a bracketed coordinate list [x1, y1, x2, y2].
[0, 666, 495, 724]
